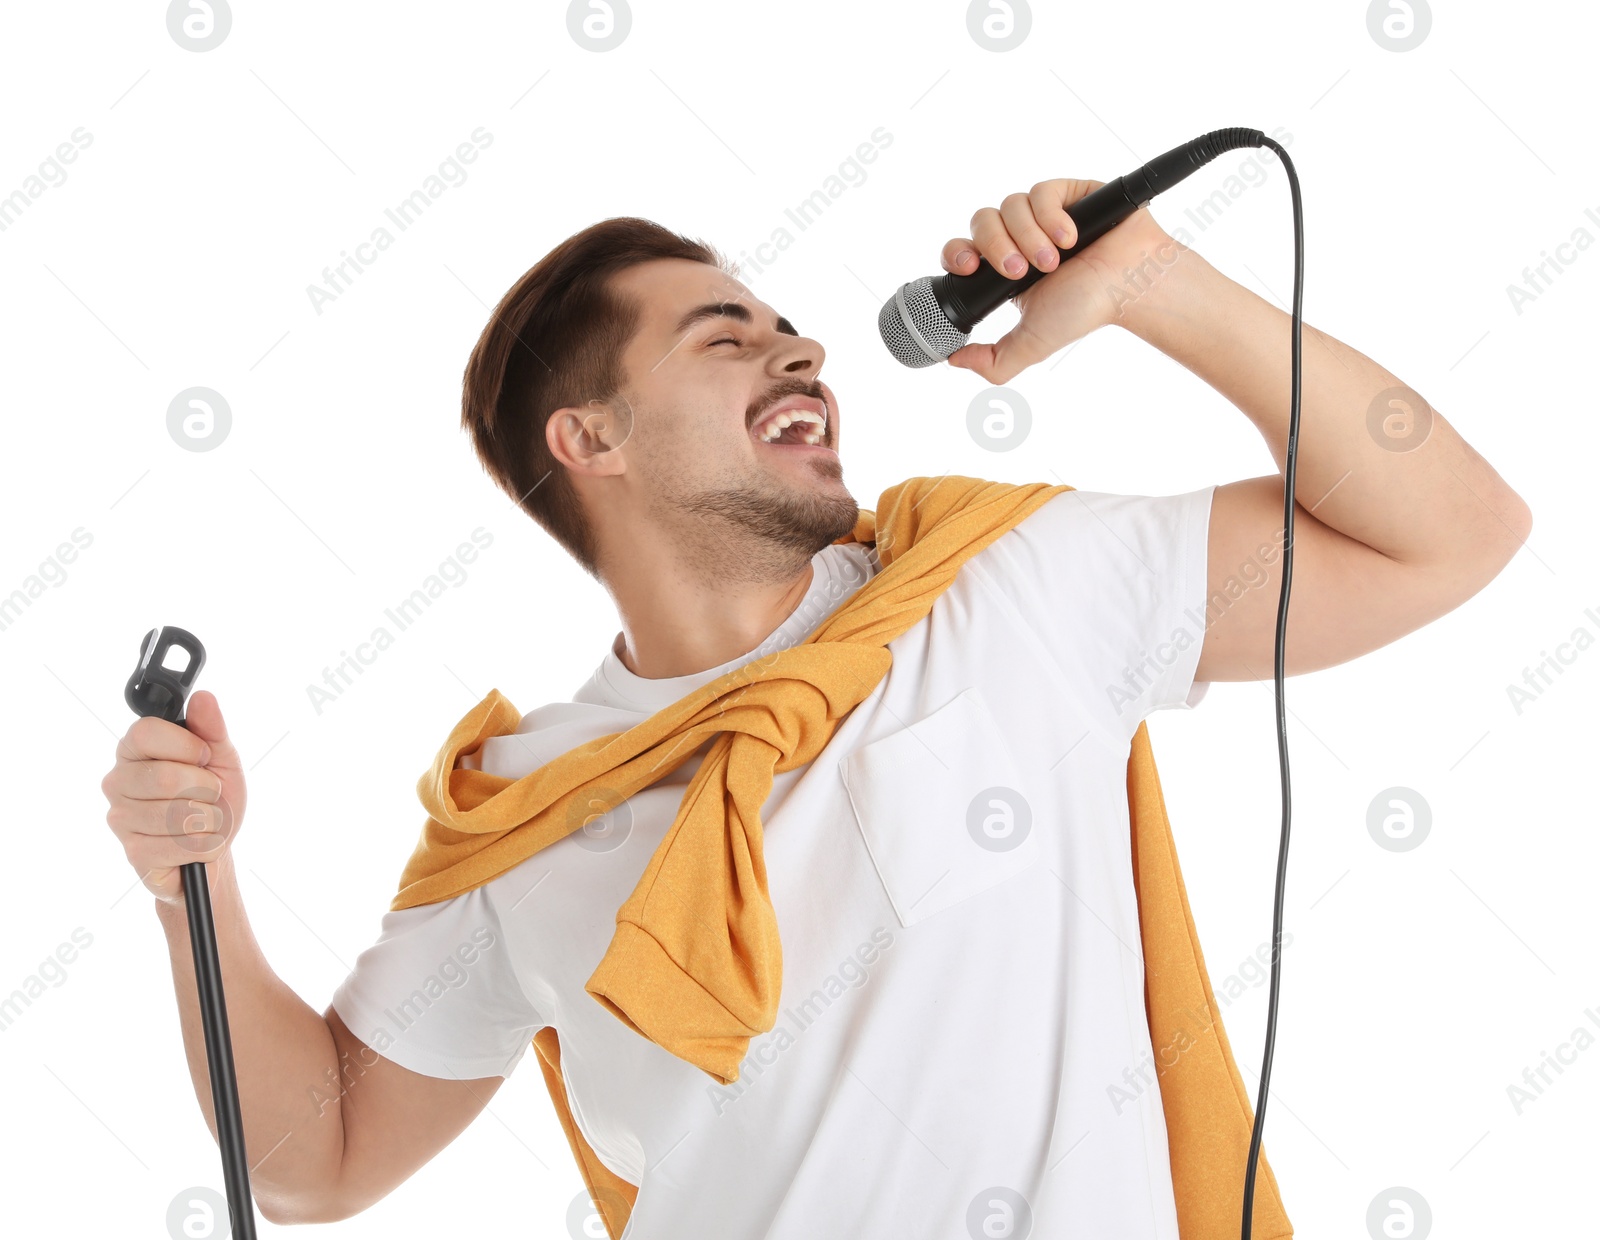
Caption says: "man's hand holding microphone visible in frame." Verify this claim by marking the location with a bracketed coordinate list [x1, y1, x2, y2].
[936, 175, 1183, 384]
[101, 690, 245, 906]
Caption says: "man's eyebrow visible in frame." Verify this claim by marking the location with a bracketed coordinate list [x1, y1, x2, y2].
[672, 301, 798, 338]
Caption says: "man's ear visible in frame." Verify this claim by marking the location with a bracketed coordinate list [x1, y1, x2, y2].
[547, 395, 635, 477]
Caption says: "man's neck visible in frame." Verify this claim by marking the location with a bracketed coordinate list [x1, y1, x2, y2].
[611, 559, 817, 680]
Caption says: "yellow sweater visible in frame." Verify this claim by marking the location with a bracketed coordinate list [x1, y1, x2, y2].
[391, 475, 1293, 1239]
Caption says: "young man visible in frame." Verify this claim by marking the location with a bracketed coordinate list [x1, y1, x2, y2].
[102, 180, 1529, 1235]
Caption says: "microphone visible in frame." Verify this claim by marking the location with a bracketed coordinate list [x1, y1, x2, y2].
[878, 127, 1268, 368]
[125, 626, 259, 1239]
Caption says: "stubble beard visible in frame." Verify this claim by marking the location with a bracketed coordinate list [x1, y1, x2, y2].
[657, 452, 861, 585]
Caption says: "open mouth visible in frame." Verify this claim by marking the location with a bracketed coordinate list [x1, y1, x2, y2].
[751, 398, 830, 449]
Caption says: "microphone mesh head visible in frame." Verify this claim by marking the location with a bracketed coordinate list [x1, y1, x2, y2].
[878, 277, 969, 368]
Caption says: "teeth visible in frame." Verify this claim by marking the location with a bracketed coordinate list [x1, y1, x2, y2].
[755, 405, 827, 443]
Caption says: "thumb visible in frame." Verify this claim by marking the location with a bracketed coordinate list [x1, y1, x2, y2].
[947, 322, 1052, 386]
[183, 690, 239, 769]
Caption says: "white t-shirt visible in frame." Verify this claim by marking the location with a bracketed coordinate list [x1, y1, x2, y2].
[331, 485, 1215, 1238]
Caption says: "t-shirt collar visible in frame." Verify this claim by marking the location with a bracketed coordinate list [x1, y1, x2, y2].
[580, 543, 877, 714]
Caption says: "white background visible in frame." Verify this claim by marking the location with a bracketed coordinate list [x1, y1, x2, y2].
[1, 1, 1593, 1236]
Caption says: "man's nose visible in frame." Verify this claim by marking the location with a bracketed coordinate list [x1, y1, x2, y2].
[769, 333, 825, 376]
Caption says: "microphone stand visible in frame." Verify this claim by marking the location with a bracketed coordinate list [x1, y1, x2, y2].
[125, 626, 258, 1239]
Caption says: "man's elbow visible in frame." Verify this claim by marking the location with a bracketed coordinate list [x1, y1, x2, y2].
[1478, 487, 1533, 573]
[1440, 487, 1532, 599]
[1511, 491, 1534, 544]
[1383, 485, 1529, 621]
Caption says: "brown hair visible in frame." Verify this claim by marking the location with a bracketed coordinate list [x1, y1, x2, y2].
[460, 217, 731, 578]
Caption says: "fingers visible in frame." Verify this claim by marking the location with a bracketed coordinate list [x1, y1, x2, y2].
[108, 781, 235, 892]
[182, 692, 241, 772]
[103, 696, 241, 906]
[123, 823, 231, 894]
[103, 757, 222, 806]
[969, 204, 1032, 278]
[1025, 180, 1081, 253]
[948, 179, 1102, 281]
[940, 237, 979, 274]
[111, 795, 231, 845]
[999, 189, 1064, 275]
[967, 186, 1067, 279]
[115, 714, 211, 768]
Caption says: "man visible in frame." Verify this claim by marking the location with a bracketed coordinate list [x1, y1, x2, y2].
[101, 179, 1529, 1234]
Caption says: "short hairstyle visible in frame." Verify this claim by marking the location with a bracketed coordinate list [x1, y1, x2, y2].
[460, 217, 731, 578]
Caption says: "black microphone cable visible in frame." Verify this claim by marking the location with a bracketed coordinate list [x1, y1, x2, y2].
[878, 128, 1306, 1238]
[1243, 131, 1302, 1240]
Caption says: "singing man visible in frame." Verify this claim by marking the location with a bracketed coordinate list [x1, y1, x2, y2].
[102, 177, 1529, 1236]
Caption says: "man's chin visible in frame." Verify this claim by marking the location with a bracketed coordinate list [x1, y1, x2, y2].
[771, 446, 847, 487]
[778, 455, 852, 501]
[762, 468, 859, 547]
[674, 464, 858, 557]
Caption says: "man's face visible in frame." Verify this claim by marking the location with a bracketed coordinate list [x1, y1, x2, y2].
[595, 258, 862, 564]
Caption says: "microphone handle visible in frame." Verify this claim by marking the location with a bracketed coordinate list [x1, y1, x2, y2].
[124, 627, 258, 1240]
[179, 854, 258, 1240]
[933, 127, 1266, 334]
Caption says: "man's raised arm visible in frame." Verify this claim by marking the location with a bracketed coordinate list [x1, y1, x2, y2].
[1121, 241, 1530, 682]
[939, 177, 1531, 680]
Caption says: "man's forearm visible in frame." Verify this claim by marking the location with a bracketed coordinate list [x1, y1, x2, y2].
[155, 851, 344, 1222]
[1116, 243, 1531, 566]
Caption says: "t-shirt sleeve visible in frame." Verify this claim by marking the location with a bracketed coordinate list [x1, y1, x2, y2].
[329, 884, 546, 1080]
[977, 486, 1215, 742]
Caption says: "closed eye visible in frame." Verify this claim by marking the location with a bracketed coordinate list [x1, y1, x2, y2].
[708, 336, 740, 347]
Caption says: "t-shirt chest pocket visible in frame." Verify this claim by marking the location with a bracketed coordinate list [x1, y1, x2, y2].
[838, 685, 1039, 928]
